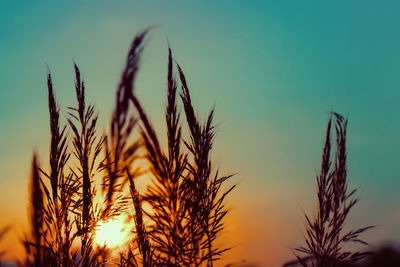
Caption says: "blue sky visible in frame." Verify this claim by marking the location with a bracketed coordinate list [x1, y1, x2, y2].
[1, 1, 400, 265]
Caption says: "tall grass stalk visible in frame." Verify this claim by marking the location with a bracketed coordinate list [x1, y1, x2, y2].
[67, 64, 106, 266]
[40, 72, 74, 266]
[20, 153, 46, 266]
[287, 113, 373, 267]
[178, 64, 235, 266]
[130, 43, 234, 266]
[22, 30, 234, 267]
[130, 48, 192, 266]
[118, 170, 155, 267]
[29, 154, 43, 266]
[101, 31, 147, 218]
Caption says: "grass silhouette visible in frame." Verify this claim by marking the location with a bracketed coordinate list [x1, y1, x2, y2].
[19, 30, 234, 267]
[129, 35, 235, 265]
[9, 28, 399, 267]
[285, 113, 373, 267]
[68, 64, 107, 266]
[24, 154, 44, 266]
[42, 71, 74, 266]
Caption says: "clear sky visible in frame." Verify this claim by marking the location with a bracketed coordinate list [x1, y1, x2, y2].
[1, 1, 400, 265]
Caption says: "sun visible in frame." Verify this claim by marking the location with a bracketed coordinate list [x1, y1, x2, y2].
[94, 218, 128, 248]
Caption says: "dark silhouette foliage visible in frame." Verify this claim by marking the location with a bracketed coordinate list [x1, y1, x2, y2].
[68, 64, 106, 266]
[178, 64, 235, 266]
[41, 72, 74, 266]
[357, 245, 400, 267]
[101, 31, 147, 217]
[129, 45, 235, 266]
[26, 154, 44, 266]
[13, 28, 384, 267]
[19, 30, 234, 267]
[129, 47, 192, 266]
[285, 113, 373, 267]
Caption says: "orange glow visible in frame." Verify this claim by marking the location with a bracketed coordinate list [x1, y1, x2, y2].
[94, 218, 128, 248]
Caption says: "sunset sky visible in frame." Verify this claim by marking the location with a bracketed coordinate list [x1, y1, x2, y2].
[1, 1, 400, 266]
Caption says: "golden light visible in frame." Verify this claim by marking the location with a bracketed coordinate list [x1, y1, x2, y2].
[94, 218, 128, 248]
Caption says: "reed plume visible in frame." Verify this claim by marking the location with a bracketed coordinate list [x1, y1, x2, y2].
[285, 113, 373, 267]
[67, 64, 106, 266]
[20, 29, 235, 267]
[130, 47, 193, 266]
[20, 154, 44, 266]
[29, 154, 43, 266]
[178, 64, 235, 266]
[101, 31, 147, 218]
[39, 71, 75, 266]
[26, 70, 88, 267]
[129, 43, 234, 266]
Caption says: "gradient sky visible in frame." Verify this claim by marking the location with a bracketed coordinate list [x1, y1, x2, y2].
[1, 1, 400, 266]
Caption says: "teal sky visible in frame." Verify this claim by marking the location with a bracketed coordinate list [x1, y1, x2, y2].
[1, 1, 400, 265]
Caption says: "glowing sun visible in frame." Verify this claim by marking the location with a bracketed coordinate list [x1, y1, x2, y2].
[95, 218, 128, 248]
